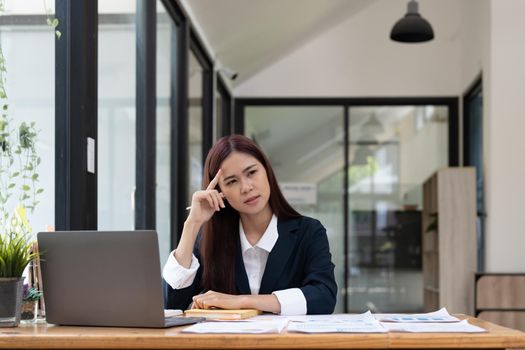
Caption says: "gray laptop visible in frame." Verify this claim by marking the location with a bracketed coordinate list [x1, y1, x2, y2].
[37, 230, 203, 328]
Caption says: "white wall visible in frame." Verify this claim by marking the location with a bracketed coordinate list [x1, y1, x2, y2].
[459, 0, 525, 272]
[484, 0, 525, 272]
[235, 0, 462, 97]
[459, 0, 489, 90]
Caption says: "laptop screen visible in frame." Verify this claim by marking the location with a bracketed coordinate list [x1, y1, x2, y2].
[38, 230, 168, 328]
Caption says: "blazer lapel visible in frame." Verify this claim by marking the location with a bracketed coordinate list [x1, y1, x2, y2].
[258, 218, 299, 295]
[235, 238, 251, 295]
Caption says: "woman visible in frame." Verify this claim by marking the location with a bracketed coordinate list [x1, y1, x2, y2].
[163, 135, 336, 315]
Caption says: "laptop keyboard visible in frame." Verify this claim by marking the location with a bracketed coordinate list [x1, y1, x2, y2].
[164, 316, 205, 328]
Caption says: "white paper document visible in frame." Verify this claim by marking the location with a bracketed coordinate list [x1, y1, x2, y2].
[285, 311, 375, 323]
[381, 319, 487, 333]
[287, 311, 387, 333]
[288, 320, 386, 333]
[373, 308, 460, 323]
[164, 309, 183, 317]
[182, 319, 288, 334]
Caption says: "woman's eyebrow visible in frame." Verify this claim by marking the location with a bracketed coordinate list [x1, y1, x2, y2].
[222, 164, 257, 182]
[242, 164, 257, 173]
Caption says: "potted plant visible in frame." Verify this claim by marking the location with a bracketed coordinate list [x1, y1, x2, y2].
[20, 283, 42, 321]
[0, 59, 43, 329]
[0, 227, 40, 327]
[0, 116, 43, 327]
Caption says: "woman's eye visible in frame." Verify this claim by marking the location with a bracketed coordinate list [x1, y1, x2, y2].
[248, 169, 257, 176]
[226, 180, 236, 186]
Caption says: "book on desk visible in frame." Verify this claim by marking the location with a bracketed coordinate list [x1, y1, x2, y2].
[184, 309, 261, 320]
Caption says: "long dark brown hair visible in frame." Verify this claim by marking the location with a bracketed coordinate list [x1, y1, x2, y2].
[200, 134, 300, 294]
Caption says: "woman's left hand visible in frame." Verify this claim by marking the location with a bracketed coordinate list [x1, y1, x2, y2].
[192, 291, 246, 310]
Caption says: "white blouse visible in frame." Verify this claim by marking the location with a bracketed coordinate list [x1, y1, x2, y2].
[162, 215, 307, 315]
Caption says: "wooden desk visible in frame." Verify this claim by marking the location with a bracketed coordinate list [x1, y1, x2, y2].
[1, 316, 525, 349]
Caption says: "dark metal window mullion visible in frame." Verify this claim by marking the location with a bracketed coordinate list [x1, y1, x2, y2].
[448, 98, 460, 166]
[172, 20, 190, 243]
[55, 0, 98, 230]
[135, 0, 157, 230]
[233, 101, 244, 134]
[217, 76, 232, 137]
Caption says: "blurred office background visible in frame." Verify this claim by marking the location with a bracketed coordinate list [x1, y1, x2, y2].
[1, 0, 523, 315]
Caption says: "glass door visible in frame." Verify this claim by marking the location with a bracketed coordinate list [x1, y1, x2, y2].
[347, 105, 449, 312]
[240, 101, 455, 313]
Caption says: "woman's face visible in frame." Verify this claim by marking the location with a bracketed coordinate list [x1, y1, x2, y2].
[218, 151, 271, 216]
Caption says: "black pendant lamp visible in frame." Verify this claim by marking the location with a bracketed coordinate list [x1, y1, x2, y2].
[390, 0, 434, 43]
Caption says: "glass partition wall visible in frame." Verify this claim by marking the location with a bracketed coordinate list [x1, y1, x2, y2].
[2, 1, 215, 267]
[243, 102, 453, 313]
[347, 106, 448, 312]
[98, 1, 136, 231]
[96, 1, 214, 261]
[0, 6, 56, 234]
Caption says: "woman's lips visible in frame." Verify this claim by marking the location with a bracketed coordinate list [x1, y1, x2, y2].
[244, 195, 260, 205]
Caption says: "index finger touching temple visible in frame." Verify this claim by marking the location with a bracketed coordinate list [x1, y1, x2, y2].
[206, 168, 222, 190]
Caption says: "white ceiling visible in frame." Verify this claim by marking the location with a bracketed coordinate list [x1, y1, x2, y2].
[181, 0, 375, 86]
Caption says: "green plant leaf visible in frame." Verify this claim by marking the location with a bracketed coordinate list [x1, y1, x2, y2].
[0, 228, 40, 277]
[22, 185, 30, 191]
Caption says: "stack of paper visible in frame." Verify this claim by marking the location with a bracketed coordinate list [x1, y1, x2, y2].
[285, 308, 486, 334]
[374, 308, 486, 333]
[164, 309, 183, 317]
[180, 308, 487, 334]
[373, 308, 460, 323]
[381, 319, 486, 333]
[182, 319, 288, 334]
[287, 311, 386, 333]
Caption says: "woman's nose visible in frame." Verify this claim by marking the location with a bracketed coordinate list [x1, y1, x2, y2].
[240, 178, 253, 193]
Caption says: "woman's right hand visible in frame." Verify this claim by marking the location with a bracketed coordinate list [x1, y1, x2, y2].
[186, 169, 226, 225]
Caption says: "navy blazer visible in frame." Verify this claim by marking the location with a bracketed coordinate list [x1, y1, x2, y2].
[164, 216, 337, 314]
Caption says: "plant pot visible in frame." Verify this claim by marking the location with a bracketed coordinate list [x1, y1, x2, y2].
[21, 300, 37, 321]
[0, 277, 24, 327]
